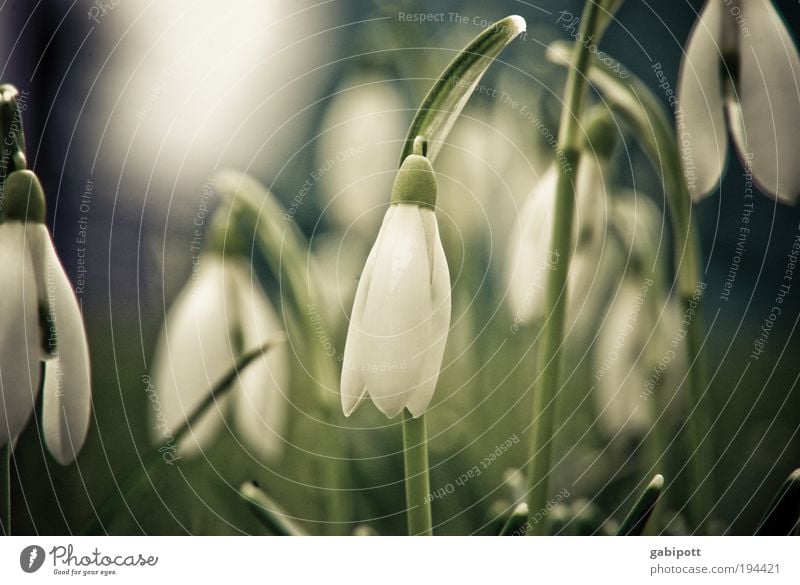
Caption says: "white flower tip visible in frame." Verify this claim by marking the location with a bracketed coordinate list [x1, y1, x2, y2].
[340, 381, 367, 417]
[404, 404, 426, 419]
[507, 15, 527, 35]
[373, 399, 406, 419]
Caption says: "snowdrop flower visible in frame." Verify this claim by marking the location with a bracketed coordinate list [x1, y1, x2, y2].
[677, 0, 800, 202]
[340, 147, 451, 418]
[0, 170, 91, 465]
[151, 238, 289, 460]
[317, 72, 409, 232]
[505, 153, 608, 326]
[594, 196, 682, 438]
[595, 280, 684, 439]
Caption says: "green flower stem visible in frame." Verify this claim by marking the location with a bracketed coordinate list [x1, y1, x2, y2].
[525, 0, 606, 536]
[215, 170, 349, 535]
[402, 410, 432, 536]
[1, 444, 10, 535]
[545, 41, 714, 531]
[81, 336, 284, 535]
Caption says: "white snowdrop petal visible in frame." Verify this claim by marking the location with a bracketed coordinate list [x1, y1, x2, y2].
[340, 210, 389, 416]
[505, 167, 558, 324]
[355, 205, 434, 417]
[0, 223, 41, 447]
[737, 0, 800, 202]
[151, 256, 234, 455]
[40, 238, 92, 465]
[595, 282, 653, 437]
[319, 75, 409, 231]
[676, 0, 728, 200]
[228, 263, 289, 460]
[405, 211, 451, 418]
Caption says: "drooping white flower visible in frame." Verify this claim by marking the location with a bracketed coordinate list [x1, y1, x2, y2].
[340, 152, 451, 418]
[317, 72, 409, 232]
[594, 196, 683, 439]
[0, 170, 91, 465]
[595, 280, 685, 439]
[505, 153, 608, 326]
[151, 251, 288, 460]
[677, 0, 800, 202]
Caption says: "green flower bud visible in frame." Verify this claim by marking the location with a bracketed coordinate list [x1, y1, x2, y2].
[582, 105, 617, 160]
[390, 153, 437, 209]
[1, 170, 46, 223]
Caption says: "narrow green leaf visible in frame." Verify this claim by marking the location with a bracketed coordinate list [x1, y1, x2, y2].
[214, 170, 339, 404]
[499, 502, 529, 536]
[400, 15, 526, 164]
[240, 481, 308, 536]
[756, 468, 800, 536]
[617, 474, 664, 536]
[214, 170, 314, 323]
[81, 335, 285, 534]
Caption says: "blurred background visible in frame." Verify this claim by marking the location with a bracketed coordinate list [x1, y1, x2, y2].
[1, 0, 799, 535]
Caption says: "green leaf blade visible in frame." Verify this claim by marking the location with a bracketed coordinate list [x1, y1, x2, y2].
[401, 15, 526, 164]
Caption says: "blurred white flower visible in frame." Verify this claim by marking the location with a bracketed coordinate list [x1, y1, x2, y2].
[340, 153, 451, 418]
[152, 253, 288, 460]
[677, 0, 800, 202]
[317, 72, 409, 232]
[595, 280, 684, 439]
[505, 154, 607, 326]
[436, 105, 534, 239]
[0, 170, 92, 465]
[594, 196, 682, 439]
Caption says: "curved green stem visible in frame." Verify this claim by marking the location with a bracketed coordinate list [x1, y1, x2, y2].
[402, 410, 432, 536]
[525, 0, 606, 536]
